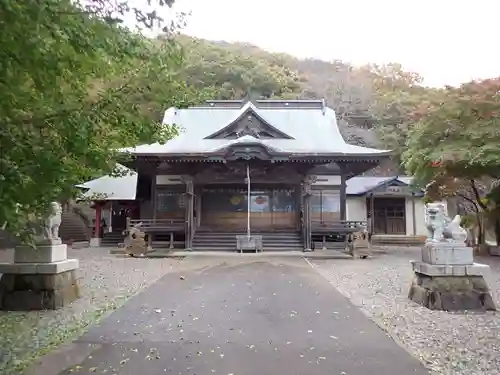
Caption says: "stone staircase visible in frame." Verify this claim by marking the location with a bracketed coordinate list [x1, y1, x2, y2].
[101, 231, 125, 247]
[0, 208, 91, 249]
[192, 230, 303, 251]
[59, 210, 91, 244]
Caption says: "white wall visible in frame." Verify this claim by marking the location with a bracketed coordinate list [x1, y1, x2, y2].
[405, 198, 427, 236]
[346, 197, 367, 222]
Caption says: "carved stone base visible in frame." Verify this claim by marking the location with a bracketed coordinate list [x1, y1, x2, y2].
[90, 238, 101, 247]
[421, 242, 473, 265]
[489, 246, 500, 257]
[14, 244, 67, 264]
[0, 268, 80, 310]
[408, 272, 496, 311]
[236, 235, 263, 252]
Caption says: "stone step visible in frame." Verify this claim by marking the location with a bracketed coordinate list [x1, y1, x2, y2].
[371, 235, 426, 245]
[194, 239, 302, 243]
[191, 247, 302, 252]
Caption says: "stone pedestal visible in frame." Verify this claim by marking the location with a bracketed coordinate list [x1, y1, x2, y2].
[89, 237, 101, 247]
[0, 243, 80, 310]
[408, 243, 496, 311]
[236, 235, 263, 253]
[421, 242, 473, 265]
[489, 245, 500, 257]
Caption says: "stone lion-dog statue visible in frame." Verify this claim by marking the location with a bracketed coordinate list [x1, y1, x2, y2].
[346, 224, 371, 259]
[425, 202, 467, 244]
[124, 222, 148, 257]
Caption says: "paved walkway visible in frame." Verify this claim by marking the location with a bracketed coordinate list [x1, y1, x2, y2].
[41, 258, 428, 375]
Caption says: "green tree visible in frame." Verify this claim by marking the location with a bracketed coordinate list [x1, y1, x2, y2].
[402, 78, 500, 245]
[175, 36, 303, 100]
[362, 63, 441, 153]
[0, 0, 206, 243]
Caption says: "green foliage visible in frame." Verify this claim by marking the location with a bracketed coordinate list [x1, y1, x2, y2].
[402, 78, 500, 244]
[175, 36, 303, 100]
[0, 0, 206, 243]
[402, 78, 500, 185]
[171, 37, 434, 155]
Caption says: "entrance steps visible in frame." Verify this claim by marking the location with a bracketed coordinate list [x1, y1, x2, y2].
[192, 230, 303, 251]
[101, 231, 125, 246]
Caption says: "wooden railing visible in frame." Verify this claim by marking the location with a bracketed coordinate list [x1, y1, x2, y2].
[127, 218, 185, 232]
[311, 220, 367, 234]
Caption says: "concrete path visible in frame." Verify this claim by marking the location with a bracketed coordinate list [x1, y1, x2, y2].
[46, 258, 428, 375]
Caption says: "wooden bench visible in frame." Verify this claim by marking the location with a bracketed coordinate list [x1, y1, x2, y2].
[311, 221, 368, 251]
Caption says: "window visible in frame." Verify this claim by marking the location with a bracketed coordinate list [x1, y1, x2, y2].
[156, 190, 184, 213]
[311, 189, 341, 223]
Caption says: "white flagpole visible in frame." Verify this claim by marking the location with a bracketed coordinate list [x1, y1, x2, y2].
[247, 164, 251, 238]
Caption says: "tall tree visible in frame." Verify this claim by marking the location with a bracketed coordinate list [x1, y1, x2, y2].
[402, 78, 500, 244]
[0, 0, 206, 243]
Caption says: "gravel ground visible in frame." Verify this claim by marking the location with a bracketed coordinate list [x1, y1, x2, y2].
[309, 247, 500, 375]
[0, 246, 184, 374]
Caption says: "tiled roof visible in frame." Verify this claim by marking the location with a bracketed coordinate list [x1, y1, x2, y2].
[346, 176, 419, 195]
[123, 100, 391, 157]
[76, 164, 137, 201]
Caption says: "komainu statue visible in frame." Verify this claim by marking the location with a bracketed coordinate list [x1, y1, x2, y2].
[124, 223, 148, 257]
[30, 202, 63, 245]
[44, 202, 63, 241]
[346, 224, 371, 259]
[425, 202, 467, 244]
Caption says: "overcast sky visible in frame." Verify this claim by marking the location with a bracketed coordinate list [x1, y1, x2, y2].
[149, 0, 499, 87]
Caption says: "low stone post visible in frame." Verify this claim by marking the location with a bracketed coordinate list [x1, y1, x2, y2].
[408, 203, 496, 311]
[0, 202, 80, 310]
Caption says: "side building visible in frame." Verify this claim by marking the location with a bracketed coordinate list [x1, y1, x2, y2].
[346, 176, 430, 245]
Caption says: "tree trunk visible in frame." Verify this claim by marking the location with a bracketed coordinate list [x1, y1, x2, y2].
[495, 218, 500, 246]
[477, 215, 485, 245]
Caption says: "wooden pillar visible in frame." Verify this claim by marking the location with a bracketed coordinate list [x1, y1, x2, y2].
[184, 177, 194, 250]
[151, 171, 157, 221]
[195, 186, 202, 228]
[370, 193, 375, 234]
[109, 201, 113, 233]
[411, 193, 417, 236]
[340, 165, 347, 221]
[94, 202, 102, 238]
[302, 178, 312, 251]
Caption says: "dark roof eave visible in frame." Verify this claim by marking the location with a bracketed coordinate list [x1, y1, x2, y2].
[347, 191, 425, 197]
[351, 176, 425, 196]
[125, 151, 393, 160]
